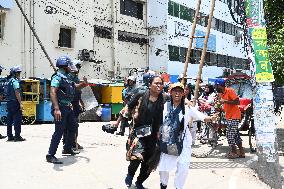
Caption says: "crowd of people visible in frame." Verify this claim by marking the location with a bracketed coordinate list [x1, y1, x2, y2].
[102, 71, 245, 189]
[0, 60, 245, 188]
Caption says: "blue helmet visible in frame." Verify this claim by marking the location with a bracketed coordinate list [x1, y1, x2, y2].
[214, 78, 226, 86]
[56, 55, 71, 67]
[10, 65, 22, 75]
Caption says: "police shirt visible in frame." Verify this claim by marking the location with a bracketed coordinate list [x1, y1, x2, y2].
[6, 78, 20, 101]
[51, 69, 73, 105]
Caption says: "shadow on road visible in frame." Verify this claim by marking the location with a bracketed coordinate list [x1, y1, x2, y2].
[53, 155, 91, 171]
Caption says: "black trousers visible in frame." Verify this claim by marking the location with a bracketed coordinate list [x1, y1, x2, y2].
[127, 139, 156, 185]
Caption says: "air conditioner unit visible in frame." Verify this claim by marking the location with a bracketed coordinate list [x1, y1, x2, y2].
[132, 0, 146, 3]
[78, 49, 92, 61]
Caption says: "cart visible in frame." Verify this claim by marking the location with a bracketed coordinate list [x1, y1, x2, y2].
[21, 79, 40, 125]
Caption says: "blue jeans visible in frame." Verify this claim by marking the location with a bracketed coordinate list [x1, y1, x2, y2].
[6, 100, 22, 137]
[48, 105, 76, 156]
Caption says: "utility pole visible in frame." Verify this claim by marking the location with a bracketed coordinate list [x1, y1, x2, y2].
[245, 0, 281, 188]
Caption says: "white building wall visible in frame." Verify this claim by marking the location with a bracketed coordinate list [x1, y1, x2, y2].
[147, 0, 168, 72]
[0, 0, 148, 79]
[148, 0, 248, 82]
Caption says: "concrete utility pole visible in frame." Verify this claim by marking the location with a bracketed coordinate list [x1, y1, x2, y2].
[245, 0, 281, 188]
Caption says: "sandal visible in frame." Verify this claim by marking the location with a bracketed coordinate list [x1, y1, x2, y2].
[225, 153, 239, 159]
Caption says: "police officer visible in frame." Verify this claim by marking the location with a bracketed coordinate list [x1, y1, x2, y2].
[6, 66, 26, 142]
[0, 65, 7, 139]
[69, 59, 85, 149]
[46, 56, 87, 164]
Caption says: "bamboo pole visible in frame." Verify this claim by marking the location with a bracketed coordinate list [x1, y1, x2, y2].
[14, 0, 56, 72]
[192, 0, 216, 106]
[181, 0, 202, 86]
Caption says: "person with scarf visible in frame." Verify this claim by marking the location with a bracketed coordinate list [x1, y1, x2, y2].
[124, 75, 164, 189]
[159, 82, 214, 189]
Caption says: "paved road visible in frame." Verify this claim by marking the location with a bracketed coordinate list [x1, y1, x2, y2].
[0, 122, 269, 189]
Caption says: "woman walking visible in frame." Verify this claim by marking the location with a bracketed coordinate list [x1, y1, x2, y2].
[159, 82, 214, 189]
[124, 75, 164, 189]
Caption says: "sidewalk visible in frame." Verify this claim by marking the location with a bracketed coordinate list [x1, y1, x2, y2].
[277, 115, 284, 186]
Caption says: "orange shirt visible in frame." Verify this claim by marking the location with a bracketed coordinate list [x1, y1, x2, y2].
[221, 87, 241, 120]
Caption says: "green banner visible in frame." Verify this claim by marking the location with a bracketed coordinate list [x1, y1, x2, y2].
[249, 28, 274, 82]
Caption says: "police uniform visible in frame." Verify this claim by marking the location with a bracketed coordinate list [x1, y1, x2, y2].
[47, 69, 78, 158]
[67, 72, 82, 147]
[6, 77, 23, 141]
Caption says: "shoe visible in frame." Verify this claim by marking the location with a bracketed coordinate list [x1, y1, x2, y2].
[77, 144, 84, 150]
[72, 144, 84, 150]
[46, 155, 63, 164]
[135, 182, 145, 189]
[7, 136, 14, 142]
[62, 148, 80, 155]
[125, 174, 133, 187]
[116, 132, 124, 136]
[14, 136, 26, 142]
[160, 183, 167, 189]
[0, 134, 7, 139]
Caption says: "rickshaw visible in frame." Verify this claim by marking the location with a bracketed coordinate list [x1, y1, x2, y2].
[201, 74, 256, 153]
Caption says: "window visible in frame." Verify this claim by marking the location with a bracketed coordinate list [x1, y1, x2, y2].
[120, 0, 143, 20]
[168, 0, 174, 16]
[180, 5, 191, 22]
[210, 53, 217, 66]
[118, 30, 148, 45]
[179, 47, 187, 62]
[169, 45, 179, 61]
[94, 25, 112, 39]
[173, 2, 179, 17]
[0, 13, 4, 39]
[58, 27, 74, 48]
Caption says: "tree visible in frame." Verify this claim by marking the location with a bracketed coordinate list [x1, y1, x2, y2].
[264, 0, 284, 85]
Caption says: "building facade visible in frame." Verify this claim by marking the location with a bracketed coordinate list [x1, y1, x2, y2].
[0, 0, 148, 79]
[148, 0, 249, 82]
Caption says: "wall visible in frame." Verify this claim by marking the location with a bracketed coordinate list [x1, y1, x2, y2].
[148, 0, 248, 82]
[0, 0, 148, 79]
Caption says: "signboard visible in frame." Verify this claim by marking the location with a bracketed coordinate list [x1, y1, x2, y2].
[250, 28, 274, 82]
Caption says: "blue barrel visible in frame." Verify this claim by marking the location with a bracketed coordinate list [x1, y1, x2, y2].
[101, 104, 111, 122]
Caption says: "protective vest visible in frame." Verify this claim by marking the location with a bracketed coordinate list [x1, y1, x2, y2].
[0, 77, 9, 99]
[53, 72, 76, 105]
[6, 78, 19, 101]
[160, 102, 185, 156]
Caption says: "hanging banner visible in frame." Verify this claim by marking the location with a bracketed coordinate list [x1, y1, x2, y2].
[245, 0, 274, 83]
[249, 28, 274, 82]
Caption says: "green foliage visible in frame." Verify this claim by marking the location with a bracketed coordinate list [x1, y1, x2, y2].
[269, 27, 284, 85]
[264, 0, 284, 85]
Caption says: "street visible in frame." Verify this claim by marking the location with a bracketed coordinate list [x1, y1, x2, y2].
[0, 122, 270, 189]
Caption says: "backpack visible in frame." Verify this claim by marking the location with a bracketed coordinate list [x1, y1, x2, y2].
[160, 101, 185, 156]
[0, 77, 9, 99]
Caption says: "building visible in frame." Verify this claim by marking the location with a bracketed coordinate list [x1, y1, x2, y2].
[148, 0, 249, 83]
[0, 0, 148, 79]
